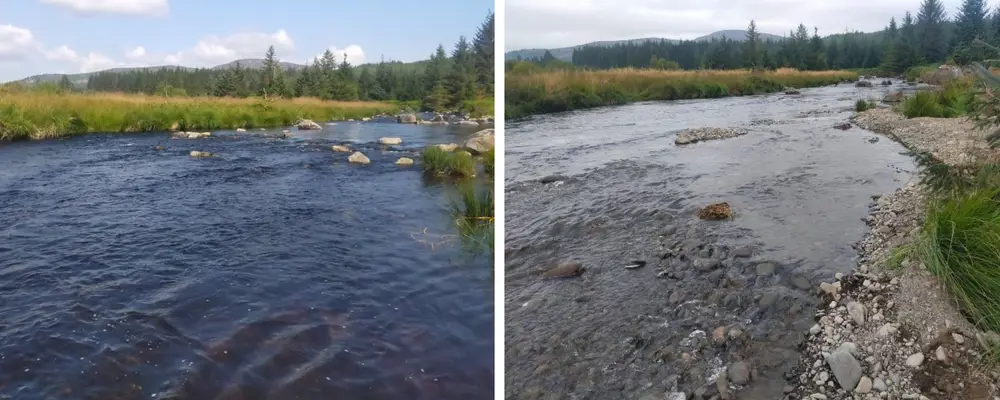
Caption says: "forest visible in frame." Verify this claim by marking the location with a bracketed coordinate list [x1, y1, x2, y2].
[78, 11, 494, 113]
[513, 0, 998, 76]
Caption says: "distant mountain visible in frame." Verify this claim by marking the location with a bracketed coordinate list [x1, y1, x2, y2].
[8, 57, 417, 86]
[505, 29, 785, 61]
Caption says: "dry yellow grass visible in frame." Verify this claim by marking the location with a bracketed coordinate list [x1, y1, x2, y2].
[505, 67, 857, 118]
[0, 91, 400, 140]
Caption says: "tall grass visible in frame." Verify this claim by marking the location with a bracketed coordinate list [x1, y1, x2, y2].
[421, 147, 477, 178]
[856, 99, 877, 112]
[448, 182, 494, 252]
[902, 80, 975, 118]
[0, 91, 400, 140]
[482, 148, 495, 176]
[506, 67, 857, 118]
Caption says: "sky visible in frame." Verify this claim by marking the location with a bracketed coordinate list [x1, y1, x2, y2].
[506, 0, 978, 51]
[0, 0, 493, 82]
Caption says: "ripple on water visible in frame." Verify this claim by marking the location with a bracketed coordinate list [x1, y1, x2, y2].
[0, 124, 493, 399]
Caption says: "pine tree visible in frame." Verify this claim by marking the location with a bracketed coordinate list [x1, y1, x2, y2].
[955, 0, 988, 47]
[472, 11, 494, 94]
[808, 27, 826, 70]
[991, 5, 1000, 44]
[423, 44, 450, 94]
[58, 75, 73, 92]
[448, 35, 477, 106]
[917, 0, 948, 62]
[260, 45, 287, 98]
[745, 20, 762, 68]
[212, 69, 236, 97]
[887, 17, 899, 40]
[357, 67, 375, 100]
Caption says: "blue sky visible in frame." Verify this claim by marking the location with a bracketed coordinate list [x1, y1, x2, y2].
[0, 0, 493, 82]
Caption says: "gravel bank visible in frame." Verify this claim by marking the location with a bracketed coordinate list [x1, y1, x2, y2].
[791, 110, 1000, 400]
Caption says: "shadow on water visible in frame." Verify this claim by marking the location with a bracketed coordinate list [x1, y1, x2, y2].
[0, 122, 493, 400]
[504, 84, 916, 399]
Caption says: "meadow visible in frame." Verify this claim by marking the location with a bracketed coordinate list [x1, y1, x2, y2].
[505, 67, 857, 118]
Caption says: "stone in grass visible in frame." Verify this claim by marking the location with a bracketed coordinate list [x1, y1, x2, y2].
[698, 202, 733, 220]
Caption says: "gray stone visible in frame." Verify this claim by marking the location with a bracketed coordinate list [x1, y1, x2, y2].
[855, 376, 873, 393]
[755, 262, 776, 276]
[728, 361, 750, 385]
[759, 292, 779, 308]
[792, 276, 811, 290]
[826, 346, 863, 390]
[873, 378, 887, 392]
[847, 301, 866, 325]
[732, 246, 752, 258]
[905, 352, 924, 368]
[694, 258, 721, 271]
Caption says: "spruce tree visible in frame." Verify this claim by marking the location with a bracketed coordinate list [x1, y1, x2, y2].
[472, 11, 494, 94]
[260, 45, 287, 98]
[745, 20, 762, 68]
[448, 36, 477, 106]
[58, 75, 73, 92]
[955, 0, 988, 47]
[916, 0, 948, 62]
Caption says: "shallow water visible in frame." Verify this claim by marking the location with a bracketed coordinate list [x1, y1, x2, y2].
[0, 122, 493, 400]
[505, 83, 915, 399]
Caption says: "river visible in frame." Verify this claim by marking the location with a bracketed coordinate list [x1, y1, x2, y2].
[0, 122, 493, 399]
[504, 83, 916, 399]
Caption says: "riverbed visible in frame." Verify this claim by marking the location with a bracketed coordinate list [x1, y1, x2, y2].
[505, 84, 916, 399]
[0, 122, 493, 399]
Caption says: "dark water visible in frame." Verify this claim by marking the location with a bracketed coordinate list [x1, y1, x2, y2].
[0, 122, 494, 400]
[504, 84, 915, 399]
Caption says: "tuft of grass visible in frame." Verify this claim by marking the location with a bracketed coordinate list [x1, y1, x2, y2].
[913, 185, 1000, 337]
[505, 67, 857, 118]
[0, 91, 399, 141]
[448, 182, 494, 252]
[421, 147, 477, 178]
[855, 99, 877, 112]
[902, 80, 974, 119]
[482, 147, 495, 176]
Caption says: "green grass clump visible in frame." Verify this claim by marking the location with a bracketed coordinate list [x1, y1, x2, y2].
[0, 90, 400, 141]
[421, 146, 477, 178]
[855, 99, 877, 112]
[448, 182, 494, 252]
[505, 67, 857, 119]
[482, 148, 495, 176]
[914, 185, 1000, 338]
[902, 81, 974, 119]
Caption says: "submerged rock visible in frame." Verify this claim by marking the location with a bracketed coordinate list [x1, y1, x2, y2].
[675, 127, 748, 145]
[331, 145, 351, 152]
[348, 151, 370, 165]
[785, 89, 802, 95]
[833, 122, 852, 130]
[189, 150, 213, 158]
[698, 202, 733, 220]
[542, 263, 584, 279]
[855, 81, 873, 88]
[296, 119, 323, 130]
[379, 137, 403, 145]
[397, 113, 417, 124]
[540, 175, 569, 184]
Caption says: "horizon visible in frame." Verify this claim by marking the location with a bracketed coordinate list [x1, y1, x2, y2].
[505, 0, 977, 52]
[0, 0, 492, 82]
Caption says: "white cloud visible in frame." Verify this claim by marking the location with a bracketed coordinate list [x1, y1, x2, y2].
[125, 46, 146, 60]
[0, 24, 41, 60]
[506, 0, 962, 50]
[311, 45, 366, 65]
[44, 45, 79, 61]
[164, 29, 295, 66]
[39, 0, 169, 17]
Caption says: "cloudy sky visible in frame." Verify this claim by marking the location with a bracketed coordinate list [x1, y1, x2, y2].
[506, 0, 976, 51]
[0, 0, 492, 82]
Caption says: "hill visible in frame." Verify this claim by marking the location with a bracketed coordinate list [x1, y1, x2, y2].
[505, 29, 786, 61]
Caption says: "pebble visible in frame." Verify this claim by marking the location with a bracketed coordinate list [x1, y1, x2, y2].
[732, 246, 752, 257]
[809, 324, 821, 335]
[873, 377, 887, 392]
[792, 276, 812, 290]
[728, 361, 750, 385]
[953, 332, 965, 344]
[755, 262, 776, 276]
[905, 352, 924, 368]
[847, 301, 866, 325]
[855, 376, 873, 393]
[935, 345, 947, 362]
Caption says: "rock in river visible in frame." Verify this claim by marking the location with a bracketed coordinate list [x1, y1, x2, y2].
[348, 151, 370, 165]
[189, 150, 213, 158]
[394, 157, 414, 166]
[464, 129, 495, 154]
[698, 202, 733, 220]
[331, 145, 351, 152]
[728, 361, 751, 385]
[675, 127, 748, 145]
[398, 113, 417, 124]
[883, 90, 905, 103]
[379, 137, 403, 145]
[296, 119, 323, 130]
[542, 263, 584, 279]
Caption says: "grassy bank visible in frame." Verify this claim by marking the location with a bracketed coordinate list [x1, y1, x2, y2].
[899, 78, 975, 118]
[0, 91, 401, 141]
[506, 67, 857, 119]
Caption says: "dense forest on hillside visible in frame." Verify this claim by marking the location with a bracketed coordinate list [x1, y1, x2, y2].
[79, 11, 494, 112]
[511, 0, 1000, 76]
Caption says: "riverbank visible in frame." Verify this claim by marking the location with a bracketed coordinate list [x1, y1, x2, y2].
[2, 90, 472, 141]
[789, 108, 1000, 399]
[505, 68, 856, 119]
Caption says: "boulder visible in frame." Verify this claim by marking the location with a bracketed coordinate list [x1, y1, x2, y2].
[464, 129, 495, 154]
[883, 90, 905, 103]
[784, 89, 801, 95]
[827, 345, 863, 390]
[331, 145, 351, 152]
[361, 117, 371, 122]
[348, 151, 370, 165]
[431, 114, 447, 122]
[395, 157, 415, 166]
[296, 119, 323, 130]
[698, 202, 733, 220]
[928, 65, 964, 85]
[236, 128, 247, 132]
[437, 143, 459, 152]
[398, 113, 417, 124]
[855, 81, 873, 88]
[189, 150, 213, 158]
[379, 137, 403, 145]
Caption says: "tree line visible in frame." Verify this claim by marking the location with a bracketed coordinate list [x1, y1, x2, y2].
[519, 0, 1000, 76]
[84, 11, 494, 111]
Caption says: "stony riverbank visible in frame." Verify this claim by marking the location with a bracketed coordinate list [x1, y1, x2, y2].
[788, 110, 1000, 400]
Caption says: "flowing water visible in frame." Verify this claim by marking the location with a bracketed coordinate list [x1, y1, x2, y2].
[0, 123, 494, 400]
[505, 83, 916, 399]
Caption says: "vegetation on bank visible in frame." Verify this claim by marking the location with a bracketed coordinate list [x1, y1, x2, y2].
[506, 67, 855, 118]
[448, 181, 494, 252]
[856, 99, 878, 112]
[0, 91, 399, 140]
[421, 147, 478, 178]
[900, 79, 976, 118]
